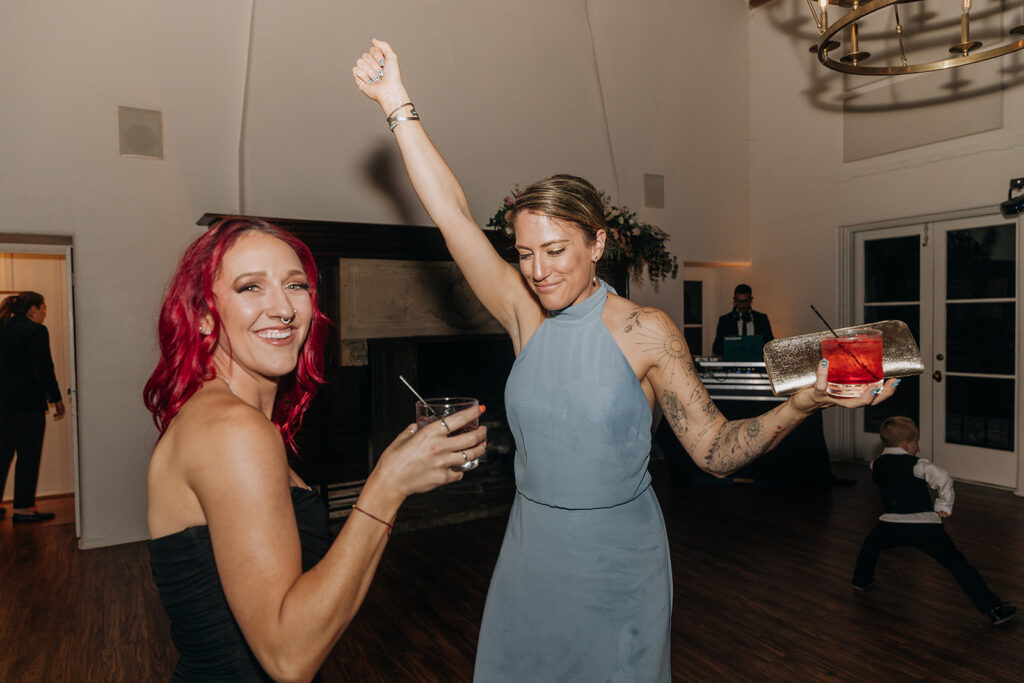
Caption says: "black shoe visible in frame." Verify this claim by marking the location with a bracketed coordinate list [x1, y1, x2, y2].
[851, 580, 875, 592]
[12, 511, 56, 524]
[989, 603, 1017, 625]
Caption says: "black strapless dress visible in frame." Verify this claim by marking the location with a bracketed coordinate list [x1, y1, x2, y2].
[149, 487, 330, 682]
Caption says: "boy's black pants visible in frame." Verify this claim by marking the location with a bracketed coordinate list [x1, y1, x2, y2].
[853, 521, 1000, 613]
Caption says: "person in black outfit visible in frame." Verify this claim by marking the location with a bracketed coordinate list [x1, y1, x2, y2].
[145, 218, 486, 681]
[852, 416, 1017, 625]
[0, 291, 66, 523]
[711, 283, 774, 356]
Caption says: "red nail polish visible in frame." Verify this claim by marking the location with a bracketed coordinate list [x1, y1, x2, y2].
[479, 404, 486, 413]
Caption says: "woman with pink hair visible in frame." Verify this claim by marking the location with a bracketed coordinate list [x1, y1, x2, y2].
[145, 217, 486, 681]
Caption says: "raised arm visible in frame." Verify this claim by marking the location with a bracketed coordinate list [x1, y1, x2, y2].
[352, 39, 533, 339]
[626, 306, 896, 477]
[189, 403, 485, 682]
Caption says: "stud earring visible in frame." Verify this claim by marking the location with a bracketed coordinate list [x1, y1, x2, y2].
[199, 325, 209, 336]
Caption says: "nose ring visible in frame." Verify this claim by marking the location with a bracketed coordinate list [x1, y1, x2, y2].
[281, 308, 296, 325]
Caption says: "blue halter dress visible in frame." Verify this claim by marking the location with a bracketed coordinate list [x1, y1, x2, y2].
[474, 282, 672, 682]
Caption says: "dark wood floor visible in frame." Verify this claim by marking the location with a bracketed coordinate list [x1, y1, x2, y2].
[2, 461, 1021, 682]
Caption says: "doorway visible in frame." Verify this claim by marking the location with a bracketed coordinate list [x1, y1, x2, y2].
[848, 213, 1018, 489]
[0, 240, 79, 533]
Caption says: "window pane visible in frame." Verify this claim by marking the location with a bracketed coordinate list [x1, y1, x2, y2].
[946, 302, 1015, 375]
[683, 327, 703, 357]
[947, 224, 1015, 300]
[863, 303, 920, 433]
[945, 376, 1014, 451]
[864, 235, 919, 303]
[864, 374, 920, 434]
[683, 281, 703, 325]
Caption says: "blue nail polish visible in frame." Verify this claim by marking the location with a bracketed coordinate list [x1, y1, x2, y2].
[366, 77, 373, 84]
[376, 68, 383, 77]
[373, 74, 381, 82]
[378, 57, 384, 66]
[871, 388, 880, 396]
[892, 378, 902, 387]
[820, 358, 828, 367]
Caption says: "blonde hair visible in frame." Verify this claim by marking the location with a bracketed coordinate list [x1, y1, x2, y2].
[510, 174, 605, 245]
[879, 416, 918, 447]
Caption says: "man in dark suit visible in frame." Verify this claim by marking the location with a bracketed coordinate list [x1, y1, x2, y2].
[711, 284, 774, 357]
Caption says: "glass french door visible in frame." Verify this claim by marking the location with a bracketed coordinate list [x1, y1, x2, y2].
[854, 215, 1018, 488]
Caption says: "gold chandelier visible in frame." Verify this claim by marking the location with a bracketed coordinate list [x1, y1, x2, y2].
[805, 0, 1024, 75]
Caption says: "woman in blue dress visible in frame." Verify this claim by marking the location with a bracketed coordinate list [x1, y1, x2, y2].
[353, 40, 896, 682]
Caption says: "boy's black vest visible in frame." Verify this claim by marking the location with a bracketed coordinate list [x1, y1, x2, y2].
[872, 452, 934, 514]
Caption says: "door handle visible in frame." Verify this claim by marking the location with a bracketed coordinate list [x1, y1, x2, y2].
[933, 370, 943, 382]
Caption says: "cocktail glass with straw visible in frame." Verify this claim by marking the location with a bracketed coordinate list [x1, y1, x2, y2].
[398, 375, 480, 471]
[810, 306, 884, 398]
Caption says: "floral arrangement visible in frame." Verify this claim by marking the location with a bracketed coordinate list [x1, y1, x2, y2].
[486, 186, 679, 290]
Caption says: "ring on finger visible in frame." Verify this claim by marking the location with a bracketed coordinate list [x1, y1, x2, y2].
[461, 458, 479, 472]
[461, 451, 469, 464]
[439, 418, 450, 432]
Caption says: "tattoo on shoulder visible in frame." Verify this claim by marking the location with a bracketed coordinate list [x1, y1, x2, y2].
[623, 307, 695, 383]
[624, 308, 642, 333]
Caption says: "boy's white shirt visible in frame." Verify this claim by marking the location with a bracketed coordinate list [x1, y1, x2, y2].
[869, 446, 955, 523]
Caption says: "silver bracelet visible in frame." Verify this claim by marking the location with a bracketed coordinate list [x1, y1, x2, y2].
[388, 113, 420, 131]
[385, 102, 415, 120]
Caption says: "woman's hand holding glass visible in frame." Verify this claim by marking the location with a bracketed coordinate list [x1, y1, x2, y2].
[374, 404, 487, 497]
[789, 358, 900, 414]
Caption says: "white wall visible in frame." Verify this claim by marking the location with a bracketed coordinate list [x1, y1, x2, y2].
[587, 0, 751, 320]
[242, 0, 616, 225]
[0, 0, 253, 547]
[747, 1, 1024, 457]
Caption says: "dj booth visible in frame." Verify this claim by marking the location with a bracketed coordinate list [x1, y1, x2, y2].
[655, 359, 835, 486]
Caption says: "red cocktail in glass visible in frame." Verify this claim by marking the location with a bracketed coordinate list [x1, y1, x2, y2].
[821, 329, 883, 397]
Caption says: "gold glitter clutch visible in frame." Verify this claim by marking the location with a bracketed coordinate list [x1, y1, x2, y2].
[763, 320, 924, 396]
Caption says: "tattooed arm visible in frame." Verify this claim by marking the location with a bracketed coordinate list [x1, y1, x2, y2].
[656, 372, 808, 477]
[624, 306, 896, 477]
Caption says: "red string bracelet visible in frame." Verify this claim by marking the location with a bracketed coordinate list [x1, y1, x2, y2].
[352, 505, 394, 536]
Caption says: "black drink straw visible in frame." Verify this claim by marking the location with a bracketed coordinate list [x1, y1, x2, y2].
[810, 305, 840, 338]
